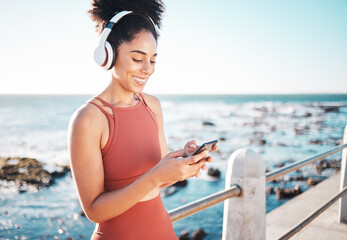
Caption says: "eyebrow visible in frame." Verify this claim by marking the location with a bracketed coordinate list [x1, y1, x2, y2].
[130, 50, 157, 57]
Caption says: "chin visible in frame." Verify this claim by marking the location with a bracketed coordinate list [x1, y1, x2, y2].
[132, 86, 145, 95]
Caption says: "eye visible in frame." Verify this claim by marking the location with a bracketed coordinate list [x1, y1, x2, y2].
[150, 60, 156, 64]
[132, 58, 142, 63]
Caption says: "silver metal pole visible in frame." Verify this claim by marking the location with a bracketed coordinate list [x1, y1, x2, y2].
[279, 185, 347, 240]
[169, 184, 242, 222]
[266, 144, 347, 183]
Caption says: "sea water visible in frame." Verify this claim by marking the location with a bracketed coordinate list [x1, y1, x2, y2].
[0, 94, 346, 239]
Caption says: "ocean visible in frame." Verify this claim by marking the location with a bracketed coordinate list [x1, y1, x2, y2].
[0, 94, 346, 239]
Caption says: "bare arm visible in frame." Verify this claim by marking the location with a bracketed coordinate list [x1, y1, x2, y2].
[68, 104, 208, 223]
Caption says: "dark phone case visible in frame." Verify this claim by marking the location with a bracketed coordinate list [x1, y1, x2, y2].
[192, 140, 218, 155]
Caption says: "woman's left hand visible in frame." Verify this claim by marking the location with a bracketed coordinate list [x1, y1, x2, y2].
[183, 140, 219, 178]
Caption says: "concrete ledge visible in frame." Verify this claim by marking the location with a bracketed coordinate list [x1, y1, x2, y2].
[266, 172, 347, 240]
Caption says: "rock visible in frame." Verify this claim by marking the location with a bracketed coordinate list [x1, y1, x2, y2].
[275, 185, 302, 199]
[0, 157, 72, 192]
[249, 137, 267, 146]
[174, 180, 188, 187]
[266, 185, 274, 194]
[307, 177, 322, 186]
[303, 112, 312, 118]
[321, 106, 339, 113]
[202, 121, 215, 126]
[314, 159, 341, 174]
[290, 175, 306, 181]
[80, 210, 86, 217]
[192, 228, 207, 240]
[310, 139, 323, 145]
[219, 137, 227, 141]
[51, 165, 70, 178]
[0, 157, 54, 191]
[179, 230, 190, 240]
[274, 162, 285, 168]
[294, 125, 310, 135]
[207, 168, 221, 178]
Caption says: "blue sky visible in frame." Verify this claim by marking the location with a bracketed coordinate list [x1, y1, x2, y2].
[0, 0, 346, 94]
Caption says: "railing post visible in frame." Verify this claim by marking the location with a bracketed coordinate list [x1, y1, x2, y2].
[222, 148, 265, 240]
[339, 125, 347, 223]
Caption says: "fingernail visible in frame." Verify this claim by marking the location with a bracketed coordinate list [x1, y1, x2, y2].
[189, 143, 196, 148]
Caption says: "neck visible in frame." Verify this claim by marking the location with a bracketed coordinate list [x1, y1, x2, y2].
[100, 79, 139, 107]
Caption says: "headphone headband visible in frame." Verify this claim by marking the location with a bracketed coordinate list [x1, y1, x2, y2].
[94, 10, 158, 70]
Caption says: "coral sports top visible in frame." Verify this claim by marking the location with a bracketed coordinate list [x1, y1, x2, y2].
[88, 93, 177, 240]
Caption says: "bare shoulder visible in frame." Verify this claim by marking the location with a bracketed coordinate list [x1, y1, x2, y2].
[141, 93, 162, 112]
[69, 101, 103, 133]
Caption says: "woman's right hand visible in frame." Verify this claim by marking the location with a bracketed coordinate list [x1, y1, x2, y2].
[150, 149, 209, 188]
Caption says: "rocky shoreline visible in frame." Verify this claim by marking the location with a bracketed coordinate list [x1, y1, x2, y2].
[0, 152, 342, 240]
[266, 158, 341, 200]
[0, 156, 70, 193]
[1, 154, 340, 201]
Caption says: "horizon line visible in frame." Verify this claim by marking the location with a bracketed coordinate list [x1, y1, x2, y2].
[1, 92, 347, 96]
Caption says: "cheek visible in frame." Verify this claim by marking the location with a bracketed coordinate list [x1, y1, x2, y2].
[115, 61, 137, 77]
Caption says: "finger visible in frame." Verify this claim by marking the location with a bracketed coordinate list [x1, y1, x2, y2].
[190, 140, 197, 149]
[210, 145, 219, 153]
[190, 159, 207, 173]
[168, 149, 185, 158]
[205, 156, 213, 163]
[195, 171, 201, 178]
[201, 164, 207, 170]
[186, 150, 208, 164]
[187, 140, 197, 148]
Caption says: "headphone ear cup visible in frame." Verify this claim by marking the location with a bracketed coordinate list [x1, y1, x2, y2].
[104, 41, 116, 70]
[94, 45, 107, 66]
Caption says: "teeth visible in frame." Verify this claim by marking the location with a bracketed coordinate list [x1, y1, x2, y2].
[133, 76, 147, 84]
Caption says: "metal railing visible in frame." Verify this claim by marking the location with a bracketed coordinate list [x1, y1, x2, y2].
[279, 185, 347, 240]
[266, 144, 347, 183]
[167, 138, 347, 239]
[169, 144, 347, 222]
[169, 185, 242, 222]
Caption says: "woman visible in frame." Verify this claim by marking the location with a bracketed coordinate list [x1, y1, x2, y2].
[68, 0, 217, 239]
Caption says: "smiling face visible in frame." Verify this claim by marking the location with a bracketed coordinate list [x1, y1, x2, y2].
[111, 30, 157, 94]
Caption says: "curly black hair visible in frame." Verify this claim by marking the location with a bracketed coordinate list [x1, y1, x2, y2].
[88, 0, 165, 34]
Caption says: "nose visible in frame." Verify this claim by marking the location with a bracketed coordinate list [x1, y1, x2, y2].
[141, 60, 154, 74]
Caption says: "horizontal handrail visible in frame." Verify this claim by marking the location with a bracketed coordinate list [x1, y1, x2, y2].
[167, 144, 347, 233]
[266, 144, 347, 183]
[169, 184, 242, 222]
[279, 185, 347, 240]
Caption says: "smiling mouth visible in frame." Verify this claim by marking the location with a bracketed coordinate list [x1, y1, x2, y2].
[133, 76, 147, 85]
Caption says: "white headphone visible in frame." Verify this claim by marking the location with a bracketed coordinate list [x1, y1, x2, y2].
[93, 10, 158, 70]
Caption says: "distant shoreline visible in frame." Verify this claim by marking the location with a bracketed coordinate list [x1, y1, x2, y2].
[1, 93, 347, 96]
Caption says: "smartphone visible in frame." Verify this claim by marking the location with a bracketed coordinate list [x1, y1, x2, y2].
[192, 140, 218, 156]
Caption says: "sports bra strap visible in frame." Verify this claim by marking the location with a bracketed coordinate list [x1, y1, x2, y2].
[89, 101, 114, 117]
[138, 93, 148, 107]
[95, 97, 114, 108]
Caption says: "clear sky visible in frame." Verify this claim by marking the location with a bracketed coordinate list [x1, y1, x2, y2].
[0, 0, 346, 95]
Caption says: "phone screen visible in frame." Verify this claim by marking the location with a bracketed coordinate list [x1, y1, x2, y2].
[192, 140, 218, 156]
